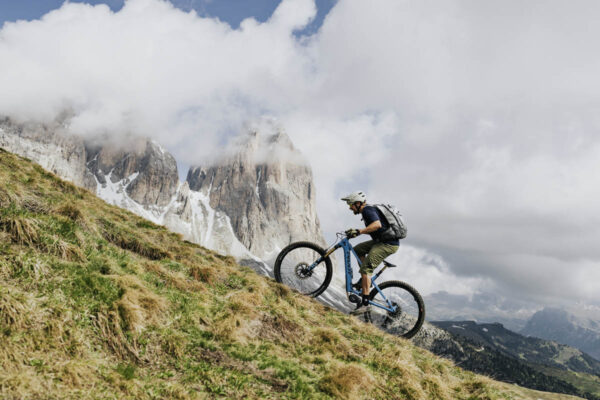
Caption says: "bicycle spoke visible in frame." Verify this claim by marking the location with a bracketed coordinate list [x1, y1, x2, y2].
[275, 243, 332, 297]
[367, 281, 424, 338]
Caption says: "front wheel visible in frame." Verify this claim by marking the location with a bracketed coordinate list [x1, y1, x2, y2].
[274, 241, 333, 297]
[366, 280, 425, 339]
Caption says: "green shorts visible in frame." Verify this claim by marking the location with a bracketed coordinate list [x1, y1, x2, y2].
[353, 240, 399, 274]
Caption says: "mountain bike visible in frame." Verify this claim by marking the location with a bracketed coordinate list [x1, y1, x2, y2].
[274, 232, 425, 339]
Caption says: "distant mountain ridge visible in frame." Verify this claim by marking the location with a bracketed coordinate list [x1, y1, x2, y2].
[430, 320, 600, 400]
[522, 307, 600, 361]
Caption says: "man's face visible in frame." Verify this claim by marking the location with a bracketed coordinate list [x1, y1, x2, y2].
[349, 202, 361, 215]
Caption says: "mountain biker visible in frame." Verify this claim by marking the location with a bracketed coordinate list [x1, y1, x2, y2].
[341, 191, 400, 315]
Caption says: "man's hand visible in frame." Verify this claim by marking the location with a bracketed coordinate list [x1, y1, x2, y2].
[345, 228, 361, 238]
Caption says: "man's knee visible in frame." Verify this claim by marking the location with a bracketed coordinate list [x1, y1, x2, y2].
[359, 262, 376, 275]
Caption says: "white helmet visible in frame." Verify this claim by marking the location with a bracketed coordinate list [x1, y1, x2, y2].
[341, 191, 367, 204]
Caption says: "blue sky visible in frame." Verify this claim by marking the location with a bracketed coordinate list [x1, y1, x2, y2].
[0, 0, 336, 34]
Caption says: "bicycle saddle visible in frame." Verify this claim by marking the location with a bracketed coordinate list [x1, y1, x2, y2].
[383, 260, 397, 268]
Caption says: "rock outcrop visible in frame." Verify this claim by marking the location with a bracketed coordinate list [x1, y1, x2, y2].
[86, 137, 179, 208]
[187, 130, 325, 261]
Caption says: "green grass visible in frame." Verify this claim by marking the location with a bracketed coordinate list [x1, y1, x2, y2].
[0, 148, 583, 400]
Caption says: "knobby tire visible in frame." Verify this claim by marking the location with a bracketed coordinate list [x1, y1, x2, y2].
[274, 241, 333, 297]
[366, 280, 425, 339]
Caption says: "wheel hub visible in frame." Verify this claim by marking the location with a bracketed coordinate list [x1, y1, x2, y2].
[294, 263, 312, 279]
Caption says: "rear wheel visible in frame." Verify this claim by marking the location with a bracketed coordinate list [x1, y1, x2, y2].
[274, 241, 333, 297]
[366, 280, 425, 339]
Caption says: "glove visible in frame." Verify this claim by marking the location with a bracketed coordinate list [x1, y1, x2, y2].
[345, 228, 361, 238]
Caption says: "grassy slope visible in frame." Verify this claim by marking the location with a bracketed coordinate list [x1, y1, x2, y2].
[0, 148, 582, 400]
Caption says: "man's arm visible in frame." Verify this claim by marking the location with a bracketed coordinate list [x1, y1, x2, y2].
[359, 220, 382, 235]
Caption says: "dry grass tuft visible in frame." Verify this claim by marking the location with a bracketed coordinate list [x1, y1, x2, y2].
[0, 215, 40, 245]
[319, 363, 375, 399]
[0, 187, 20, 209]
[20, 195, 48, 214]
[144, 262, 204, 292]
[44, 236, 85, 261]
[211, 292, 262, 342]
[9, 256, 49, 282]
[0, 288, 27, 330]
[159, 331, 188, 359]
[0, 368, 53, 400]
[252, 312, 305, 344]
[53, 360, 98, 389]
[0, 187, 10, 208]
[116, 275, 168, 333]
[93, 309, 140, 361]
[189, 265, 216, 284]
[55, 203, 83, 221]
[101, 220, 171, 260]
[421, 376, 451, 399]
[311, 326, 353, 357]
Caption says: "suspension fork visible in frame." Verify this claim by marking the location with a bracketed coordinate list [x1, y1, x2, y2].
[308, 243, 340, 271]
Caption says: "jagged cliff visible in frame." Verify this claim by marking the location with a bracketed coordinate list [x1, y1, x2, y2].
[85, 137, 179, 208]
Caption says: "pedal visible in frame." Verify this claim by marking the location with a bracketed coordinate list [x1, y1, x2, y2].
[348, 293, 361, 304]
[383, 260, 397, 268]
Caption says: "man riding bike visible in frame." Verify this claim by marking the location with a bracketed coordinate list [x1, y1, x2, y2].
[342, 191, 400, 315]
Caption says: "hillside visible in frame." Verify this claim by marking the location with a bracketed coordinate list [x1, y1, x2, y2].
[0, 147, 583, 399]
[432, 321, 600, 399]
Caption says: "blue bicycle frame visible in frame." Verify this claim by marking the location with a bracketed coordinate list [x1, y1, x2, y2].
[308, 236, 398, 313]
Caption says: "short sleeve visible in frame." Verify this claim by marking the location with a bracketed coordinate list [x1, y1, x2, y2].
[362, 206, 380, 225]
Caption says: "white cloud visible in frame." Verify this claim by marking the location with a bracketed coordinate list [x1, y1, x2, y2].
[2, 0, 600, 315]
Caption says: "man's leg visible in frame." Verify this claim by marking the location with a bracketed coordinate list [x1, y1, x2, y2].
[361, 273, 371, 297]
[364, 243, 400, 291]
[353, 240, 374, 291]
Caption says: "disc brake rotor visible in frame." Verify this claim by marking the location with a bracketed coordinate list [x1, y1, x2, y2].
[294, 263, 312, 279]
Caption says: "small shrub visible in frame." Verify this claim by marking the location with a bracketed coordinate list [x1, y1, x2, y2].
[116, 363, 136, 380]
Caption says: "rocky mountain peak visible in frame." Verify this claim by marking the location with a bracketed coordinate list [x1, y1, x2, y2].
[86, 137, 179, 208]
[187, 129, 323, 261]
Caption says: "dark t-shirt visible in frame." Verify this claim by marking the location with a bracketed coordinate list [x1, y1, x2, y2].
[362, 205, 400, 246]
